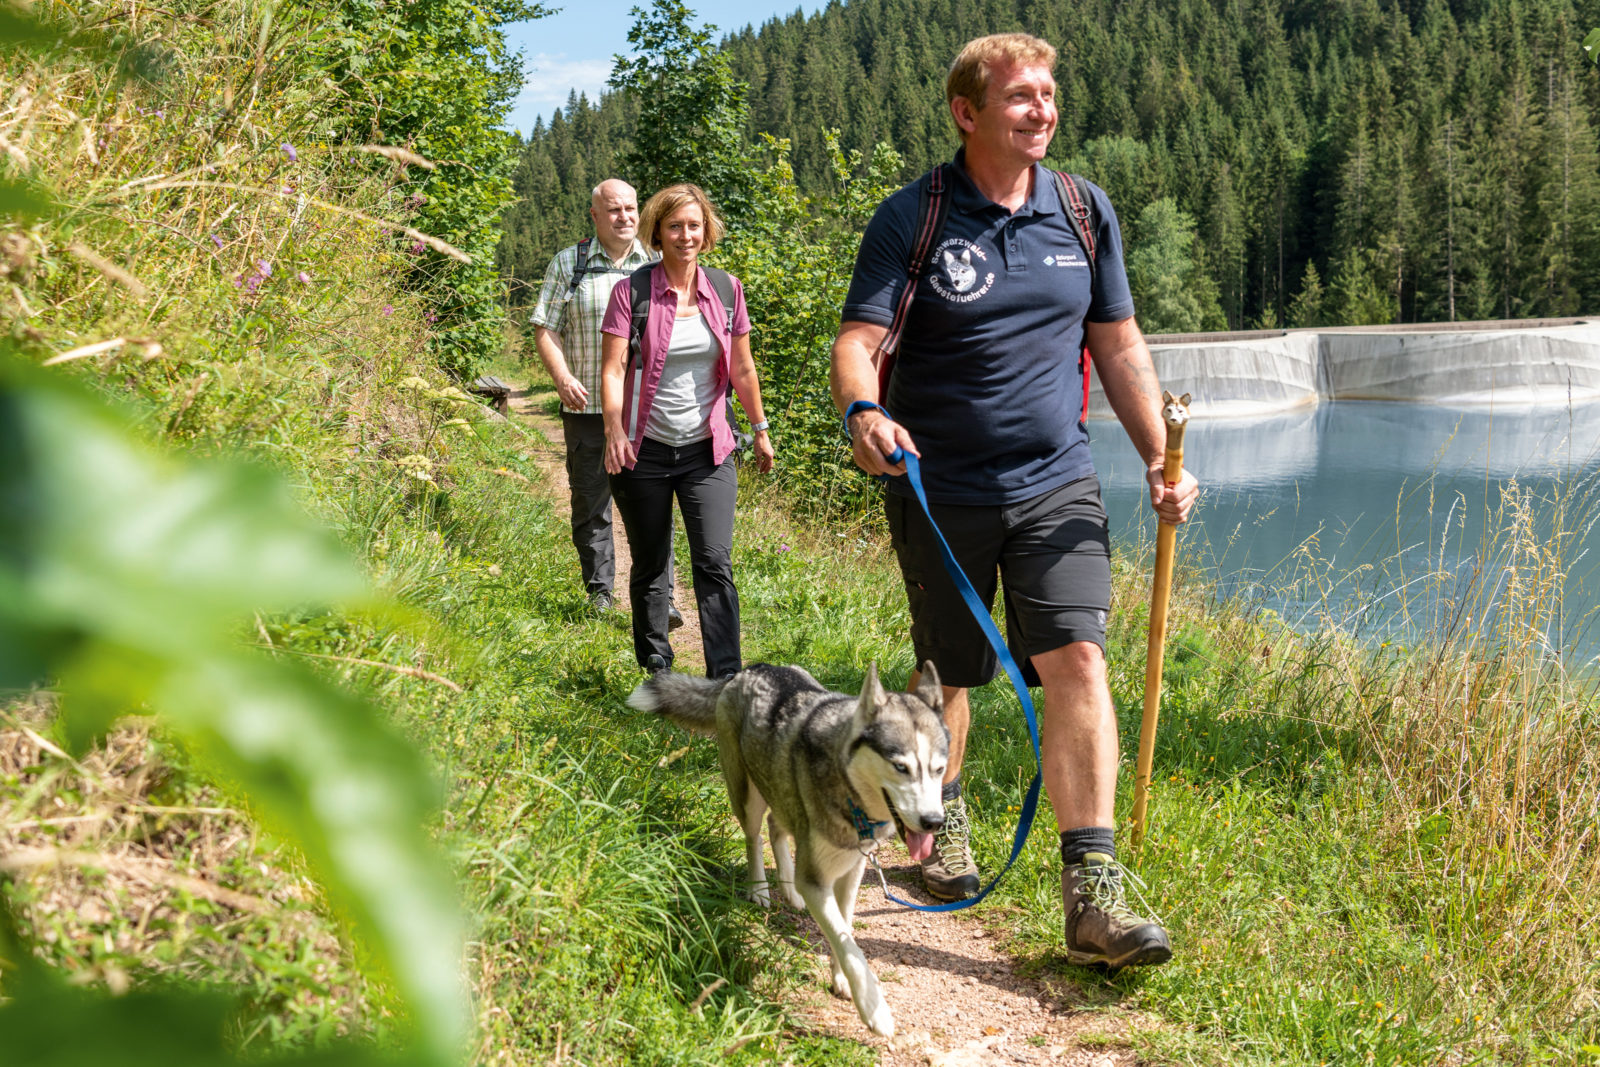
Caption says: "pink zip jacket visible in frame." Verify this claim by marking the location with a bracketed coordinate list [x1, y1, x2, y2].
[601, 263, 752, 470]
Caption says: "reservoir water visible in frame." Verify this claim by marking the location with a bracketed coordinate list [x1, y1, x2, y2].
[1094, 400, 1600, 668]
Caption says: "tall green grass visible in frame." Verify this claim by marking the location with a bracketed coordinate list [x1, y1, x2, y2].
[964, 485, 1600, 1064]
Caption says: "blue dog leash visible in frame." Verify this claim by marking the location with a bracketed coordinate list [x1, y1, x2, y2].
[845, 401, 1043, 913]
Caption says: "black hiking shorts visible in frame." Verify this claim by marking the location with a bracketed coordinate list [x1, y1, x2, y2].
[885, 475, 1112, 689]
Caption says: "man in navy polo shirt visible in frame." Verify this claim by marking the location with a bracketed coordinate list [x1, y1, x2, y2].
[830, 32, 1198, 971]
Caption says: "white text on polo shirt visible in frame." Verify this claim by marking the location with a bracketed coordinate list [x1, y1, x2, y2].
[929, 238, 996, 303]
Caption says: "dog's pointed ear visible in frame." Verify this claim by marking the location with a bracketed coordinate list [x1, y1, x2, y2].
[1179, 392, 1192, 407]
[857, 663, 887, 720]
[1162, 389, 1174, 405]
[913, 660, 943, 716]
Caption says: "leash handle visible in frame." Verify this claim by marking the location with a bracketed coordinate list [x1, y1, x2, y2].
[873, 443, 1045, 913]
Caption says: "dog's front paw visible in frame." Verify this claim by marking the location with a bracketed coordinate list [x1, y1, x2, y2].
[861, 996, 894, 1038]
[781, 884, 805, 910]
[745, 882, 772, 907]
[829, 961, 849, 999]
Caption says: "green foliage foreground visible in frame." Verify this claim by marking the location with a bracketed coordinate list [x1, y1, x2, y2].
[5, 1, 1600, 1064]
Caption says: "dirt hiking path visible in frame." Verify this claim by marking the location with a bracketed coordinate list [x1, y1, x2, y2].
[510, 385, 1152, 1066]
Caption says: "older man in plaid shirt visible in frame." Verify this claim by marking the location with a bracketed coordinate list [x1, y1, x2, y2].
[532, 179, 680, 623]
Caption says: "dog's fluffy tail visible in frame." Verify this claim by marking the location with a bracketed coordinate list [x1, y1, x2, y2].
[627, 671, 728, 737]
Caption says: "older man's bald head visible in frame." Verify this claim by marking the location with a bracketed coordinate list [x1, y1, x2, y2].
[592, 179, 636, 206]
[589, 179, 641, 258]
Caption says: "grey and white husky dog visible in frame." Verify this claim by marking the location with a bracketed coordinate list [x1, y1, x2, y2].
[629, 661, 949, 1037]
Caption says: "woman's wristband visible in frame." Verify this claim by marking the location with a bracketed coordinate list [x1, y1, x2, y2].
[750, 420, 769, 434]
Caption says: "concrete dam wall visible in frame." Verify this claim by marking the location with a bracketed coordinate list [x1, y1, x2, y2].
[1085, 317, 1600, 418]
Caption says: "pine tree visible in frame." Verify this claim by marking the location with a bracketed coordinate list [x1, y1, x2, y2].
[1127, 198, 1227, 335]
[1287, 261, 1327, 328]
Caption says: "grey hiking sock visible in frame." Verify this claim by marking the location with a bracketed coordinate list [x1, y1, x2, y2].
[1060, 826, 1116, 867]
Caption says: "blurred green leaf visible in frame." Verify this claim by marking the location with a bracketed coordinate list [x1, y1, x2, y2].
[0, 178, 55, 221]
[0, 352, 465, 1062]
[0, 972, 428, 1067]
[1584, 28, 1600, 63]
[0, 5, 57, 49]
[0, 3, 119, 64]
[0, 356, 370, 694]
[154, 652, 466, 1063]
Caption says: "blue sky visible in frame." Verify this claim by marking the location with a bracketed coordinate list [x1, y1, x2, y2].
[502, 1, 821, 136]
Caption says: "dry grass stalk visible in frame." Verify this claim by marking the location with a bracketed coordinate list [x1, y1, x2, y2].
[1, 846, 274, 915]
[277, 649, 464, 692]
[41, 336, 126, 364]
[65, 240, 148, 299]
[127, 179, 472, 263]
[352, 144, 437, 170]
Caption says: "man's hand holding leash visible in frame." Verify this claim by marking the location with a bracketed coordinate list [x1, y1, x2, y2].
[848, 406, 918, 477]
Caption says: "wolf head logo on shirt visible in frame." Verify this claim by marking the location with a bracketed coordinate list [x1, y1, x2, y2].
[942, 248, 977, 293]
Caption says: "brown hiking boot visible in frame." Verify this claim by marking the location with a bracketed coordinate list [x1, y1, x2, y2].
[1061, 852, 1172, 971]
[920, 795, 980, 901]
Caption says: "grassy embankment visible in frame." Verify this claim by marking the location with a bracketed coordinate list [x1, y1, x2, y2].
[6, 4, 1600, 1063]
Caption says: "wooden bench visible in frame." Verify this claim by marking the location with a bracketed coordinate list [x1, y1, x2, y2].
[468, 375, 511, 415]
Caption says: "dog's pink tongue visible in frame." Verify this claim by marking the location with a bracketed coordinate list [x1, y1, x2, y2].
[905, 830, 934, 862]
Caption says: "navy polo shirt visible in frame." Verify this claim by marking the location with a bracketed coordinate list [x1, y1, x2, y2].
[841, 150, 1135, 505]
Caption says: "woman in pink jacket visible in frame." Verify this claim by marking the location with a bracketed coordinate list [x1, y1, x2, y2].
[599, 183, 775, 678]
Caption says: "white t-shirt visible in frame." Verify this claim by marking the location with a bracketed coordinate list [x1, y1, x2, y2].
[644, 312, 721, 446]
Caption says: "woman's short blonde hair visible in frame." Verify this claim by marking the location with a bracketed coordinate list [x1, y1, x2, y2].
[945, 33, 1057, 114]
[639, 183, 726, 254]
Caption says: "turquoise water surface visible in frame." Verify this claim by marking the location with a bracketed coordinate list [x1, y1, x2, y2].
[1095, 400, 1600, 668]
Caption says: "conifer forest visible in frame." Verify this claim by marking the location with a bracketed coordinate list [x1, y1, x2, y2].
[498, 0, 1600, 332]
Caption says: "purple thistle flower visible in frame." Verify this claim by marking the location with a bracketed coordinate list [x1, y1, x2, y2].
[381, 304, 394, 317]
[211, 234, 224, 249]
[256, 259, 272, 277]
[280, 143, 298, 162]
[296, 271, 311, 284]
[410, 240, 426, 254]
[154, 110, 164, 119]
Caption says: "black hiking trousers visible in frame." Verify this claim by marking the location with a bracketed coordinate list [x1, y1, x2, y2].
[609, 436, 741, 678]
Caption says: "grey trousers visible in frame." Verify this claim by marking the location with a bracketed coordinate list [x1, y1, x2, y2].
[561, 412, 615, 597]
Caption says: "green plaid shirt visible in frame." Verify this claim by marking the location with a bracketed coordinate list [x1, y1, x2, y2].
[530, 237, 655, 413]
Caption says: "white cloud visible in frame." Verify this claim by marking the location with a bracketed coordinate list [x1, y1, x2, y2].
[516, 53, 615, 116]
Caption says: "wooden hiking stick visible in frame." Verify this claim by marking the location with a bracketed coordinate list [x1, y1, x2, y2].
[1131, 390, 1190, 848]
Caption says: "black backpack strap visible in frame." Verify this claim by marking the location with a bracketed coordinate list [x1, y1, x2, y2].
[566, 236, 593, 299]
[700, 266, 753, 450]
[568, 235, 635, 301]
[701, 266, 738, 336]
[1055, 171, 1100, 423]
[626, 264, 653, 371]
[875, 163, 952, 398]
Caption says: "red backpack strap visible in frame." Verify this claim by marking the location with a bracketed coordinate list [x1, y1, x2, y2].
[874, 163, 952, 398]
[1055, 171, 1099, 423]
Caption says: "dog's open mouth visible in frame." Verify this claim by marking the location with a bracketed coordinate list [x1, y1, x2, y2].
[884, 792, 935, 863]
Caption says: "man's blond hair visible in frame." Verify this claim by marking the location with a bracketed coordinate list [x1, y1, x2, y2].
[946, 33, 1057, 114]
[639, 183, 726, 254]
